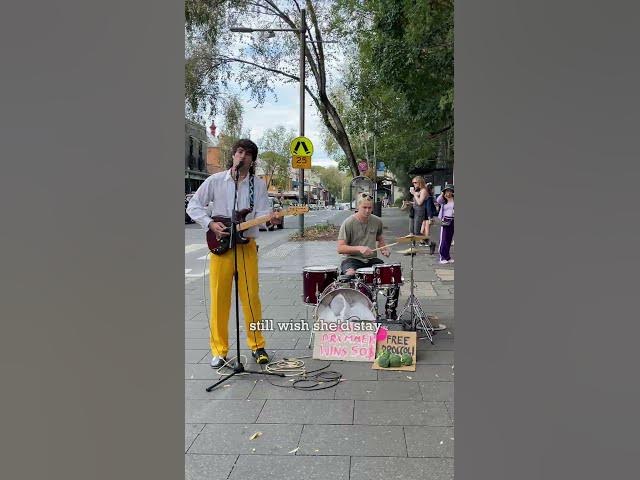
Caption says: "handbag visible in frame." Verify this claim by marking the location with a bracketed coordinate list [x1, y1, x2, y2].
[441, 216, 454, 227]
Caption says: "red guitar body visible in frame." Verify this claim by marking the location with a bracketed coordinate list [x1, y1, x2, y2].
[206, 209, 252, 255]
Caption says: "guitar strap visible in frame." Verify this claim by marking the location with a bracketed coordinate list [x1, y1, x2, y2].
[249, 174, 255, 212]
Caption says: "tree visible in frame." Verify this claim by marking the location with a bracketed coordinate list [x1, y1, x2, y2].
[258, 126, 296, 190]
[217, 95, 248, 168]
[311, 165, 351, 201]
[331, 0, 454, 180]
[185, 0, 362, 175]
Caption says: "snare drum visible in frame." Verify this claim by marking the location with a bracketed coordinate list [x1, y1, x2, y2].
[373, 263, 403, 287]
[302, 265, 339, 305]
[355, 267, 375, 286]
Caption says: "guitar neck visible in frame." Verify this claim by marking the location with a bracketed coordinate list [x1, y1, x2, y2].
[238, 209, 291, 232]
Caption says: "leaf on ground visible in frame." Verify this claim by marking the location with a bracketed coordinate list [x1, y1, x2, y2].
[249, 431, 263, 440]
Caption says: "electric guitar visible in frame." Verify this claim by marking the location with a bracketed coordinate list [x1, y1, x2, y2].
[206, 205, 309, 255]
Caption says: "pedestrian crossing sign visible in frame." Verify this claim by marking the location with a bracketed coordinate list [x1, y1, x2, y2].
[289, 136, 314, 157]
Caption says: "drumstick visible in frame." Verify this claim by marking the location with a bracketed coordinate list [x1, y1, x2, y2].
[370, 241, 399, 253]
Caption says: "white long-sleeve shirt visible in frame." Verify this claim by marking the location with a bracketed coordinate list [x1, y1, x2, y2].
[186, 169, 271, 238]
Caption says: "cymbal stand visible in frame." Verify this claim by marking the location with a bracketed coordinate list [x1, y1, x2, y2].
[396, 238, 435, 344]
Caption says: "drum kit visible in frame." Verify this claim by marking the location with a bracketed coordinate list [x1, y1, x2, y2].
[303, 234, 439, 348]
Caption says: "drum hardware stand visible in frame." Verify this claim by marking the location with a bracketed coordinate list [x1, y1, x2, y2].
[206, 166, 285, 392]
[396, 239, 435, 344]
[306, 283, 321, 349]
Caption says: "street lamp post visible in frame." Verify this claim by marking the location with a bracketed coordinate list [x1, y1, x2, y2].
[231, 8, 307, 236]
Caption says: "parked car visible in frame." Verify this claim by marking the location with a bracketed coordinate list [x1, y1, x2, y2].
[259, 197, 284, 231]
[185, 193, 195, 224]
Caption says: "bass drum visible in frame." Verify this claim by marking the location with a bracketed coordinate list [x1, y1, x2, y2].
[314, 282, 375, 324]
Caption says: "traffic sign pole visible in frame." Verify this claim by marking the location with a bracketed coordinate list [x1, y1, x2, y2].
[298, 8, 306, 237]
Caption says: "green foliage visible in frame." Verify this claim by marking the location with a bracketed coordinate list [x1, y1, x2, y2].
[331, 0, 454, 180]
[258, 125, 296, 190]
[217, 95, 247, 167]
[185, 0, 362, 174]
[310, 165, 352, 201]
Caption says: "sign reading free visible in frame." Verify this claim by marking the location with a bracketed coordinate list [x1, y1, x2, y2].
[371, 328, 417, 372]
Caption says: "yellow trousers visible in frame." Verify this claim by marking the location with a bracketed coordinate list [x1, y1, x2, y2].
[208, 239, 266, 357]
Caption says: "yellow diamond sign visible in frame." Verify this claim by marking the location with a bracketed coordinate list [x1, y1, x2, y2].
[289, 136, 314, 157]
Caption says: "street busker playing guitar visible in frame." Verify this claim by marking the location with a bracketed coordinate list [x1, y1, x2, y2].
[186, 139, 275, 368]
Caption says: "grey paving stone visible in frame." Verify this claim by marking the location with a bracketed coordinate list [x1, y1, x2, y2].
[187, 363, 259, 380]
[417, 339, 455, 352]
[248, 379, 336, 400]
[186, 328, 210, 339]
[185, 399, 265, 423]
[326, 361, 378, 381]
[186, 338, 211, 350]
[419, 382, 454, 402]
[189, 423, 303, 455]
[404, 426, 454, 457]
[185, 319, 209, 329]
[186, 349, 209, 364]
[334, 380, 422, 401]
[445, 401, 454, 422]
[185, 454, 238, 480]
[185, 424, 204, 452]
[377, 365, 455, 382]
[354, 401, 452, 426]
[298, 424, 406, 456]
[185, 380, 255, 400]
[416, 350, 454, 364]
[228, 455, 349, 480]
[257, 399, 353, 424]
[350, 457, 454, 480]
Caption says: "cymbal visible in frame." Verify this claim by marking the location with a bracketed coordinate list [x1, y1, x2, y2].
[396, 234, 428, 243]
[397, 247, 429, 255]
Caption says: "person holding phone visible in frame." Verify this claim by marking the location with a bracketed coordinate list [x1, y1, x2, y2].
[409, 176, 428, 238]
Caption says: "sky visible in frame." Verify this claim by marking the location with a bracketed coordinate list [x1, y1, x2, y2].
[207, 82, 339, 169]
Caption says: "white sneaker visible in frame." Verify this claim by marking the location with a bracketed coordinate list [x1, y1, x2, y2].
[448, 259, 454, 263]
[210, 356, 227, 368]
[439, 259, 449, 264]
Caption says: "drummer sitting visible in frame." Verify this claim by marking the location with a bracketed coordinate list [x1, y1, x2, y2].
[337, 193, 399, 319]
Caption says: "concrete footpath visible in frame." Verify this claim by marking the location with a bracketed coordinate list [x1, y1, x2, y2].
[185, 207, 455, 480]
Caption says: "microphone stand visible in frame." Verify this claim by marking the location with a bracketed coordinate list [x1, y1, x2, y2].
[206, 163, 284, 392]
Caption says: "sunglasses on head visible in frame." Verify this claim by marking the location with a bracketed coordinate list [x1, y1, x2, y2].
[360, 193, 373, 199]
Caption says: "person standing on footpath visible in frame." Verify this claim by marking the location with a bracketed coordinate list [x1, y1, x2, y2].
[424, 183, 439, 254]
[436, 185, 455, 264]
[409, 176, 428, 238]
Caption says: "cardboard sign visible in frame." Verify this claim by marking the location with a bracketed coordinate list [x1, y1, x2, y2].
[372, 328, 417, 371]
[312, 322, 377, 362]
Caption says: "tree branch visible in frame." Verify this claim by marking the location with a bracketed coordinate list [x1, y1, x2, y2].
[305, 0, 326, 88]
[219, 55, 299, 82]
[427, 124, 453, 139]
[218, 55, 320, 103]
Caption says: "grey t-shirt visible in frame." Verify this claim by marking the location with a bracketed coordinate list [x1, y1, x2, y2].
[338, 214, 383, 262]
